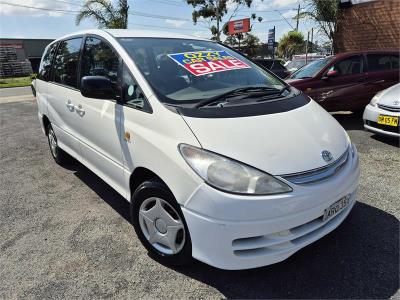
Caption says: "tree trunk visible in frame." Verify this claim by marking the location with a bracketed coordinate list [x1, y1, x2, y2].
[121, 0, 129, 29]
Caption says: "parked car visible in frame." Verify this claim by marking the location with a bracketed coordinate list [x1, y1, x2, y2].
[285, 54, 326, 73]
[363, 83, 399, 138]
[35, 29, 360, 270]
[253, 58, 290, 78]
[286, 51, 399, 112]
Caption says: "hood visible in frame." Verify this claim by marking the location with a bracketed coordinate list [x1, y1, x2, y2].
[378, 83, 400, 107]
[182, 100, 349, 175]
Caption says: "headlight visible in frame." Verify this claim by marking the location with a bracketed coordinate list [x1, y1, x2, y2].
[370, 90, 384, 106]
[179, 144, 292, 195]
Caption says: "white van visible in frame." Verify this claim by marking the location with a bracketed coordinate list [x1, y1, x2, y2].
[35, 29, 360, 270]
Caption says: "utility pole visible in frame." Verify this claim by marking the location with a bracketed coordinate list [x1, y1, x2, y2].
[305, 31, 309, 64]
[295, 3, 300, 31]
[216, 0, 221, 42]
[122, 0, 128, 29]
[272, 26, 275, 59]
[310, 28, 314, 53]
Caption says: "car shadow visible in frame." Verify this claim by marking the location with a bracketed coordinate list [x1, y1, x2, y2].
[69, 160, 399, 299]
[332, 112, 399, 147]
[167, 202, 399, 299]
[370, 134, 400, 147]
[69, 158, 131, 222]
[332, 111, 364, 131]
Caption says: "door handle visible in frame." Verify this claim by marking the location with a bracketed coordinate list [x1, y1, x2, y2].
[75, 104, 85, 116]
[66, 100, 75, 111]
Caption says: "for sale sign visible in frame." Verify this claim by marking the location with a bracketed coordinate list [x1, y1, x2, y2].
[228, 18, 250, 35]
[168, 50, 251, 76]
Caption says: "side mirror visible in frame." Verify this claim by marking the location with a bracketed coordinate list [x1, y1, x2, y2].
[81, 76, 115, 99]
[323, 70, 338, 80]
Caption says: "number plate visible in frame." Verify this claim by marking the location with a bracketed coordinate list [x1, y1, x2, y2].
[377, 115, 399, 127]
[323, 195, 351, 222]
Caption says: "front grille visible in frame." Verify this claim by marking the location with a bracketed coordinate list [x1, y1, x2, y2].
[281, 147, 350, 185]
[365, 120, 400, 134]
[378, 104, 400, 112]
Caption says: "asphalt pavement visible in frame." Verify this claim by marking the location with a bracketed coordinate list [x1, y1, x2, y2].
[0, 86, 34, 104]
[0, 89, 399, 299]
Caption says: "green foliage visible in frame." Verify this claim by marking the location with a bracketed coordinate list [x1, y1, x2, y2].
[76, 0, 129, 29]
[224, 33, 260, 57]
[299, 0, 340, 45]
[277, 31, 305, 59]
[241, 33, 260, 56]
[186, 0, 262, 41]
[0, 76, 32, 88]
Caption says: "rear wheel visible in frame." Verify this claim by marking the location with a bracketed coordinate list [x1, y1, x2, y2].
[47, 124, 68, 165]
[131, 179, 192, 266]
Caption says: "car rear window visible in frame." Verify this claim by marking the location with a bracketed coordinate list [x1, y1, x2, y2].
[271, 61, 286, 70]
[367, 54, 399, 71]
[256, 60, 273, 69]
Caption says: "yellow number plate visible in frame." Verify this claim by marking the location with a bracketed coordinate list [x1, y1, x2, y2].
[377, 115, 399, 127]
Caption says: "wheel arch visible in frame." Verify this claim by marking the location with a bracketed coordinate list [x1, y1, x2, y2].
[129, 167, 173, 201]
[42, 115, 51, 135]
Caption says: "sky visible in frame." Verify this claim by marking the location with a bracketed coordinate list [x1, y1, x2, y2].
[0, 0, 324, 45]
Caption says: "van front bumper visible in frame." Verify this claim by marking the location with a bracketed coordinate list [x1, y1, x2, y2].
[182, 148, 360, 270]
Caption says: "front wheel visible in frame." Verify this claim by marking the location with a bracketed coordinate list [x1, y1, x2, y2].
[131, 179, 192, 266]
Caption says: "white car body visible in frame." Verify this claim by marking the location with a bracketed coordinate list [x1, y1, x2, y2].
[35, 29, 360, 270]
[363, 83, 400, 138]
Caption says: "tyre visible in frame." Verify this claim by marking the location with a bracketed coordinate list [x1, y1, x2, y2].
[131, 179, 192, 266]
[47, 124, 68, 165]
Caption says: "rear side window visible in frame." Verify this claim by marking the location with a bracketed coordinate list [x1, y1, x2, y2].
[80, 36, 120, 85]
[367, 54, 399, 71]
[330, 55, 363, 76]
[38, 42, 57, 81]
[53, 38, 83, 89]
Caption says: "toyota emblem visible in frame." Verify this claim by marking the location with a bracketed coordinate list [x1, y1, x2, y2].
[393, 100, 400, 106]
[322, 150, 333, 162]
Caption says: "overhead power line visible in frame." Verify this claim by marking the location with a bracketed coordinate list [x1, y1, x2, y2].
[129, 11, 190, 21]
[0, 1, 192, 22]
[38, 0, 83, 6]
[128, 22, 208, 32]
[0, 1, 80, 13]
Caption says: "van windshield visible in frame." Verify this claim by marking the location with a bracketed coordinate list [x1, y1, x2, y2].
[118, 38, 285, 104]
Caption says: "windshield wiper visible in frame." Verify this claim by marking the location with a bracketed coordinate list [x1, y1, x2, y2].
[194, 86, 286, 108]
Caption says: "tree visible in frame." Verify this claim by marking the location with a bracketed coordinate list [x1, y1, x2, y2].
[242, 33, 260, 56]
[224, 32, 260, 57]
[186, 0, 262, 42]
[299, 0, 340, 52]
[277, 31, 305, 59]
[76, 0, 129, 29]
[224, 34, 240, 47]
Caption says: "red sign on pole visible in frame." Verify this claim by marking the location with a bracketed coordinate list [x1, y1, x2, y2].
[228, 18, 250, 35]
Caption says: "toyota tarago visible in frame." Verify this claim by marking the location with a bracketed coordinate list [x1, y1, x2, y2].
[34, 29, 360, 270]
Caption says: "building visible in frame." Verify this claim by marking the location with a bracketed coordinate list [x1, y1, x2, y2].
[335, 0, 400, 53]
[0, 38, 54, 77]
